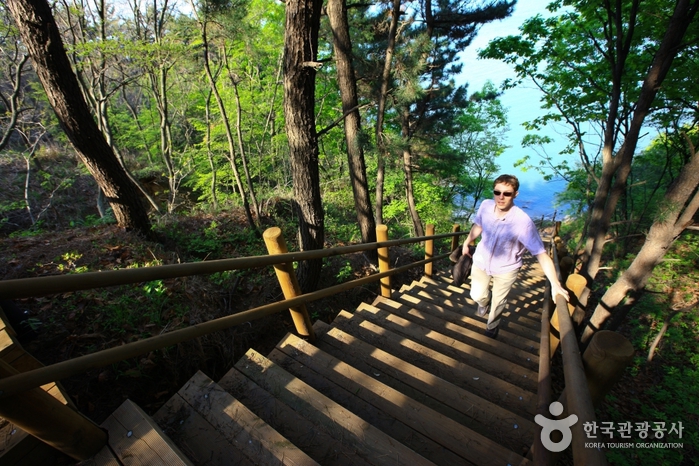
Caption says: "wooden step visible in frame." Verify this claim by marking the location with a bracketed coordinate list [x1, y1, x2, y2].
[411, 280, 544, 323]
[386, 293, 539, 353]
[353, 302, 538, 391]
[99, 399, 192, 465]
[230, 348, 432, 466]
[370, 296, 539, 371]
[272, 331, 531, 465]
[401, 283, 542, 336]
[218, 366, 374, 466]
[395, 290, 541, 343]
[330, 310, 537, 419]
[418, 275, 546, 322]
[153, 370, 316, 465]
[312, 320, 536, 455]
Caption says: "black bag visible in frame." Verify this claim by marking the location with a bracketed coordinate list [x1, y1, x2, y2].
[451, 246, 475, 287]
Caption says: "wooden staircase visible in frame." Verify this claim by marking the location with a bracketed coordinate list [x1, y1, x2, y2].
[88, 259, 548, 465]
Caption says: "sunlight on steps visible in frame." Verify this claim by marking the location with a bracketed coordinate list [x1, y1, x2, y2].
[79, 261, 549, 465]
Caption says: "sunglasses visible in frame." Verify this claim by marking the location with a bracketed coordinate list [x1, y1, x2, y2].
[493, 190, 514, 197]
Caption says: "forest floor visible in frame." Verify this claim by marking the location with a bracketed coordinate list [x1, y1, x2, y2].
[0, 211, 430, 425]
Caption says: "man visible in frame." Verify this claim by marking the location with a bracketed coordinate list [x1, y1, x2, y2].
[461, 175, 569, 339]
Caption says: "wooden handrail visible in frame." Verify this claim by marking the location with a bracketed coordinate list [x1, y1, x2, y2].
[0, 249, 450, 399]
[0, 231, 465, 300]
[533, 281, 553, 465]
[556, 292, 607, 465]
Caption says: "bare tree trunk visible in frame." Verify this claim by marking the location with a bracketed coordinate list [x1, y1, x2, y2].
[401, 108, 424, 237]
[204, 90, 219, 210]
[198, 19, 258, 233]
[0, 53, 29, 152]
[327, 0, 377, 257]
[374, 0, 401, 225]
[581, 138, 699, 344]
[284, 0, 324, 292]
[231, 77, 261, 220]
[6, 0, 151, 235]
[582, 0, 699, 281]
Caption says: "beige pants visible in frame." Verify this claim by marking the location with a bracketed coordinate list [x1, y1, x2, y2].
[470, 265, 519, 330]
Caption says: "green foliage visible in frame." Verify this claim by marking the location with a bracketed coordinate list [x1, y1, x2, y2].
[336, 260, 353, 283]
[596, 232, 699, 465]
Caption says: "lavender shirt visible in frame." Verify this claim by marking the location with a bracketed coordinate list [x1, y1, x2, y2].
[471, 199, 545, 275]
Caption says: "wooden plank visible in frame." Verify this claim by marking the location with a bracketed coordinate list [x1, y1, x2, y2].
[274, 332, 531, 466]
[330, 311, 537, 418]
[153, 392, 254, 466]
[370, 296, 539, 370]
[389, 293, 540, 353]
[354, 303, 539, 391]
[0, 346, 24, 366]
[234, 348, 434, 466]
[217, 368, 373, 466]
[80, 444, 121, 466]
[266, 348, 469, 466]
[415, 282, 543, 328]
[101, 399, 192, 466]
[176, 370, 318, 466]
[311, 321, 537, 455]
[401, 287, 542, 340]
[0, 330, 13, 357]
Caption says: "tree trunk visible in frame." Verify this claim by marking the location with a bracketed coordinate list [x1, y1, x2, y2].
[199, 20, 259, 233]
[231, 78, 261, 221]
[6, 0, 151, 235]
[327, 0, 377, 258]
[374, 0, 401, 226]
[581, 138, 699, 343]
[401, 108, 424, 237]
[582, 0, 699, 281]
[284, 0, 324, 292]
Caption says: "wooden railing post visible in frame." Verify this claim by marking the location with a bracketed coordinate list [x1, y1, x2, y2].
[581, 330, 635, 407]
[376, 224, 391, 298]
[450, 224, 460, 252]
[424, 224, 435, 277]
[0, 360, 107, 461]
[263, 227, 315, 342]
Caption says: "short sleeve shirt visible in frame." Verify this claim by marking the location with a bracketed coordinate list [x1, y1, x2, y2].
[471, 199, 545, 275]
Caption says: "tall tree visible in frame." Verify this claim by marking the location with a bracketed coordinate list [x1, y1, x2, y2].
[284, 0, 324, 291]
[6, 0, 151, 235]
[193, 0, 260, 233]
[56, 0, 161, 214]
[327, 0, 377, 253]
[483, 0, 699, 281]
[369, 0, 515, 235]
[581, 133, 699, 343]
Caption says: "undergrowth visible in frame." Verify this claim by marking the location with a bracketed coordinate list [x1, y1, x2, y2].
[595, 232, 699, 465]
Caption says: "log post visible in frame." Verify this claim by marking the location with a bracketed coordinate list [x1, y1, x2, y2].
[0, 360, 107, 461]
[450, 224, 460, 252]
[263, 227, 315, 342]
[549, 273, 586, 357]
[424, 224, 435, 277]
[581, 330, 635, 406]
[376, 224, 391, 298]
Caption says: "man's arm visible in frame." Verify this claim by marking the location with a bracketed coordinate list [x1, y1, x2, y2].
[462, 224, 482, 255]
[535, 252, 570, 301]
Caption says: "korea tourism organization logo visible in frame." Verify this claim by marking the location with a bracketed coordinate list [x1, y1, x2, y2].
[535, 401, 685, 452]
[535, 401, 578, 452]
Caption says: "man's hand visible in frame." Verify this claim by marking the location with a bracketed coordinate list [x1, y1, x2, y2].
[551, 281, 570, 302]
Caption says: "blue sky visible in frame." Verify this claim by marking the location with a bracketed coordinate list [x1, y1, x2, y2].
[456, 0, 570, 217]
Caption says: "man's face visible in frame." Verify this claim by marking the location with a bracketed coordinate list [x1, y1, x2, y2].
[493, 182, 518, 211]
